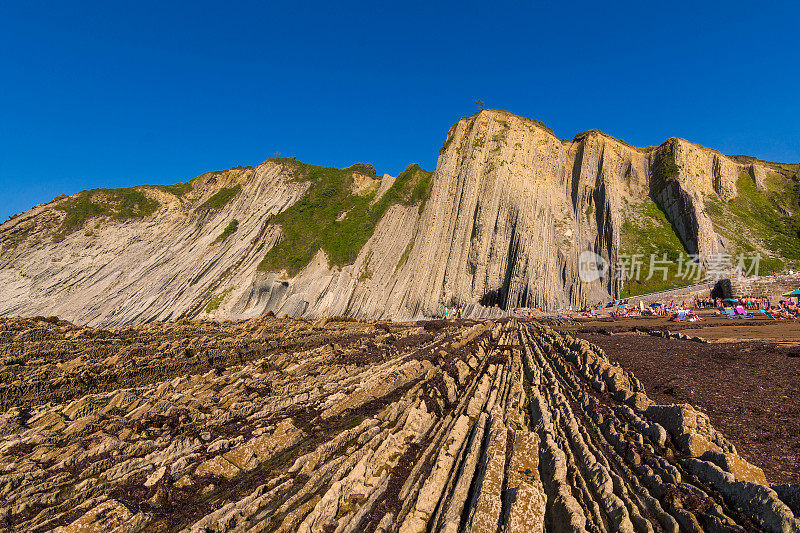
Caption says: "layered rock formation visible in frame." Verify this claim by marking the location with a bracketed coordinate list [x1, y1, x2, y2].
[1, 110, 797, 325]
[1, 316, 797, 531]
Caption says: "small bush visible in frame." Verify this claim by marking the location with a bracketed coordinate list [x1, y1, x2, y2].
[205, 288, 232, 313]
[346, 163, 377, 176]
[214, 219, 239, 243]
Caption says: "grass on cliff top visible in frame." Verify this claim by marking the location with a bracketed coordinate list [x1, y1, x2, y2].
[53, 187, 160, 241]
[148, 182, 192, 196]
[192, 165, 254, 183]
[49, 167, 249, 240]
[258, 160, 432, 276]
[704, 171, 800, 272]
[199, 185, 242, 210]
[620, 197, 695, 296]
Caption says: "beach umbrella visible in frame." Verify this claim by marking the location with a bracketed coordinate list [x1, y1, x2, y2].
[722, 298, 739, 302]
[782, 290, 800, 296]
[649, 303, 661, 308]
[617, 304, 629, 308]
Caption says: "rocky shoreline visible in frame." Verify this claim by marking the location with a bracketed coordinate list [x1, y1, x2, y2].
[0, 316, 797, 531]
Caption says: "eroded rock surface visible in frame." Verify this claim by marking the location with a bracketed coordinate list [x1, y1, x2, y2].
[2, 110, 791, 326]
[0, 316, 797, 532]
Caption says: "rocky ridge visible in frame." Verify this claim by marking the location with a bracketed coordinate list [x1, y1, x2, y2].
[0, 316, 797, 532]
[1, 110, 798, 326]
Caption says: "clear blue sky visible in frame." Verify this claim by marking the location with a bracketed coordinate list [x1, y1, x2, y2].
[2, 1, 798, 222]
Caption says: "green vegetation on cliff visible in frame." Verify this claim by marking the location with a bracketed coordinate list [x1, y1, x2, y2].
[204, 287, 232, 313]
[258, 160, 432, 275]
[395, 237, 415, 272]
[54, 187, 160, 241]
[199, 185, 242, 210]
[408, 166, 434, 214]
[214, 219, 238, 243]
[620, 197, 694, 296]
[1, 223, 35, 251]
[651, 144, 682, 196]
[705, 171, 800, 272]
[149, 182, 192, 196]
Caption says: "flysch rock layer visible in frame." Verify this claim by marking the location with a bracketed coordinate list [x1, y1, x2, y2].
[0, 315, 796, 532]
[0, 110, 780, 326]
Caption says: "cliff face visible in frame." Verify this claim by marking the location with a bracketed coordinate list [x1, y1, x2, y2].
[0, 110, 796, 326]
[0, 164, 307, 325]
[389, 110, 792, 314]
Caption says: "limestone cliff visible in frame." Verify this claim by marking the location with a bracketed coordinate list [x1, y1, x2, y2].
[1, 110, 797, 325]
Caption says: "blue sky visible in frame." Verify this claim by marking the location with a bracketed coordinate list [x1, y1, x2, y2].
[1, 1, 798, 222]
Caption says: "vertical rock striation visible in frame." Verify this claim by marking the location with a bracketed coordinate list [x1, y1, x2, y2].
[0, 110, 792, 325]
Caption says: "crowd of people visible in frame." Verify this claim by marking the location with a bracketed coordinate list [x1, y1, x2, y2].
[569, 294, 792, 321]
[636, 295, 799, 319]
[739, 297, 772, 310]
[605, 300, 699, 320]
[693, 296, 772, 310]
[443, 307, 464, 319]
[763, 300, 800, 319]
[460, 291, 800, 321]
[694, 297, 718, 309]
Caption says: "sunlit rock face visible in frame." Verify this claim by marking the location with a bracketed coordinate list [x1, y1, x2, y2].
[0, 110, 783, 325]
